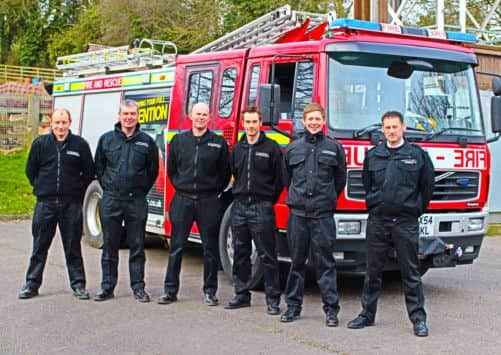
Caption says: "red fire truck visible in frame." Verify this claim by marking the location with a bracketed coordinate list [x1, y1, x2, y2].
[52, 6, 501, 286]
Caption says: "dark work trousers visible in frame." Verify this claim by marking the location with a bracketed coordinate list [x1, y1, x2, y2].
[284, 214, 340, 314]
[231, 200, 280, 304]
[25, 200, 86, 291]
[361, 214, 426, 324]
[99, 194, 148, 292]
[164, 193, 221, 296]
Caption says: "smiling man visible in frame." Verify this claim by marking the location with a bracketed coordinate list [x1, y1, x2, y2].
[347, 110, 434, 337]
[94, 100, 159, 303]
[281, 103, 347, 327]
[21, 108, 95, 300]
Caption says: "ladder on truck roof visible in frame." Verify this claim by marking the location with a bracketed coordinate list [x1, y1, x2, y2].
[56, 39, 177, 77]
[192, 5, 330, 54]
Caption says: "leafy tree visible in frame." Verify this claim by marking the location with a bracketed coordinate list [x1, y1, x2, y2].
[223, 0, 351, 33]
[96, 0, 225, 53]
[1, 0, 91, 66]
[0, 0, 27, 64]
[47, 3, 103, 64]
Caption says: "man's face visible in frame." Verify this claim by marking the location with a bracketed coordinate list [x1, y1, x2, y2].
[190, 104, 210, 131]
[242, 112, 261, 140]
[50, 110, 71, 141]
[303, 110, 325, 135]
[119, 105, 139, 130]
[382, 116, 406, 145]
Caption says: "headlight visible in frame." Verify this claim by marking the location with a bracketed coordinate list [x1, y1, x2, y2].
[467, 218, 484, 231]
[337, 220, 361, 235]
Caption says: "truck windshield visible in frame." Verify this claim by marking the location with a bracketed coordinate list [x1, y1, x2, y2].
[327, 52, 483, 139]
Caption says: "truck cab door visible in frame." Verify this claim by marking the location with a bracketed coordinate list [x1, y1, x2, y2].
[263, 57, 317, 138]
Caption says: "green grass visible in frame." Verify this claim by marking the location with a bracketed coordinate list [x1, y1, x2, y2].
[487, 224, 501, 237]
[0, 150, 35, 215]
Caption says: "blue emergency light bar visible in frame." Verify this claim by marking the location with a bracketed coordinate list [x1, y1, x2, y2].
[329, 18, 478, 44]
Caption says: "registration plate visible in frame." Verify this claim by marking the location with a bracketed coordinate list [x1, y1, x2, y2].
[418, 214, 434, 237]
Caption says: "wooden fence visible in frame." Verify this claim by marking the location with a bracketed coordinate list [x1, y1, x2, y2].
[0, 95, 52, 153]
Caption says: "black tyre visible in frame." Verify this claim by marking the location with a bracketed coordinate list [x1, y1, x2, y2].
[82, 181, 104, 249]
[218, 203, 264, 289]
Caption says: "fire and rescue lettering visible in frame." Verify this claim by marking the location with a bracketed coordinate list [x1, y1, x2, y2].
[84, 77, 122, 90]
[344, 145, 487, 170]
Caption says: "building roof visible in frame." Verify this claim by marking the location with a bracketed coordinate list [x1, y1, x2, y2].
[0, 82, 50, 96]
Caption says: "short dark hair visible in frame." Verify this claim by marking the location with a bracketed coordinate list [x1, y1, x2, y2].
[381, 110, 404, 124]
[241, 105, 262, 121]
[303, 102, 325, 119]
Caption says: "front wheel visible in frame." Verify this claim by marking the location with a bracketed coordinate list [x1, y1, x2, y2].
[82, 181, 104, 249]
[218, 202, 264, 289]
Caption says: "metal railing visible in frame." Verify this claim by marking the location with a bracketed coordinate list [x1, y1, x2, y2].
[0, 65, 61, 84]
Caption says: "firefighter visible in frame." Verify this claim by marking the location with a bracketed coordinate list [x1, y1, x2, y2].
[20, 108, 95, 300]
[159, 102, 231, 306]
[281, 103, 347, 326]
[347, 111, 434, 337]
[93, 100, 159, 302]
[224, 106, 283, 314]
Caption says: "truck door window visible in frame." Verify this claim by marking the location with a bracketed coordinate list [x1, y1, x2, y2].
[247, 64, 260, 106]
[292, 61, 314, 123]
[187, 70, 214, 113]
[219, 67, 237, 118]
[269, 61, 314, 130]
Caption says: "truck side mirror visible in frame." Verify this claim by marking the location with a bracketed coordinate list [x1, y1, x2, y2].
[491, 96, 501, 133]
[258, 84, 280, 126]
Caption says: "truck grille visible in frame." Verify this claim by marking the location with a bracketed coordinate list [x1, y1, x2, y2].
[346, 170, 480, 201]
[147, 187, 164, 215]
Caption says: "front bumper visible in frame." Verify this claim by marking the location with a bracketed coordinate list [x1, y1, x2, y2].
[276, 211, 488, 272]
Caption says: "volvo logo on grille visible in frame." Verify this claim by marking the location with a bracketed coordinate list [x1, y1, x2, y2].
[434, 171, 455, 183]
[456, 178, 470, 186]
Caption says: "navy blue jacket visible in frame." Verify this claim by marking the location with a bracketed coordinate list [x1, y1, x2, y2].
[167, 129, 231, 197]
[284, 131, 347, 218]
[26, 131, 95, 202]
[95, 123, 159, 199]
[230, 132, 283, 203]
[362, 140, 435, 217]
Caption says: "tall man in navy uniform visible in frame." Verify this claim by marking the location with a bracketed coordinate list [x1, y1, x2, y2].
[281, 103, 347, 326]
[159, 102, 231, 306]
[20, 108, 95, 300]
[347, 111, 434, 337]
[224, 106, 283, 315]
[94, 99, 159, 302]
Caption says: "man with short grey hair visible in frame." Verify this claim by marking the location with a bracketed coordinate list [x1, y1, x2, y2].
[94, 100, 159, 302]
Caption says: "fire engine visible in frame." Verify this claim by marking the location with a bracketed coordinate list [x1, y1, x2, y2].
[52, 5, 501, 286]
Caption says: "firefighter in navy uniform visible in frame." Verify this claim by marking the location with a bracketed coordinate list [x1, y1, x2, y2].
[281, 103, 347, 327]
[20, 108, 95, 300]
[347, 111, 434, 337]
[93, 100, 159, 302]
[224, 106, 283, 315]
[159, 102, 231, 306]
